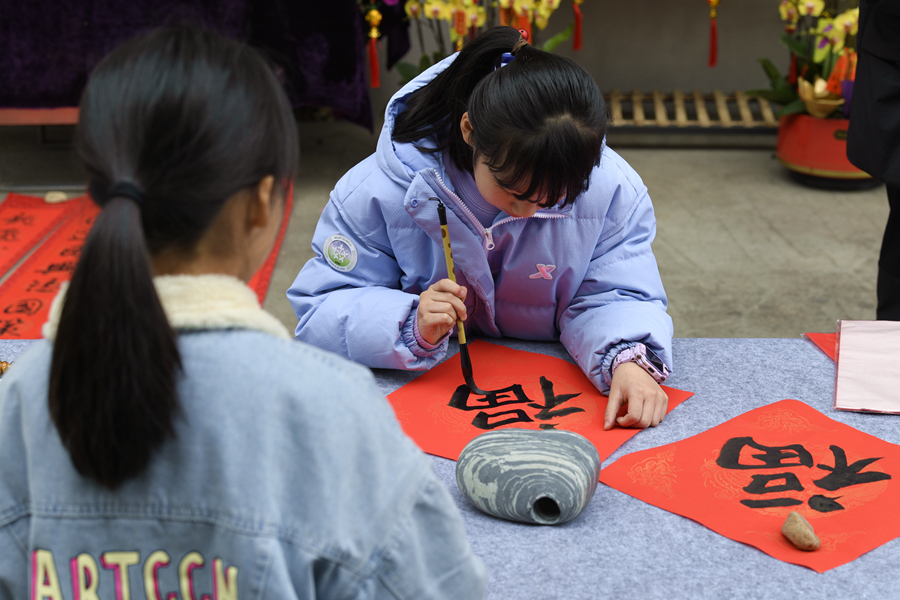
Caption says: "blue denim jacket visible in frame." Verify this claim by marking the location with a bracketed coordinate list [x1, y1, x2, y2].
[0, 276, 486, 599]
[287, 55, 673, 393]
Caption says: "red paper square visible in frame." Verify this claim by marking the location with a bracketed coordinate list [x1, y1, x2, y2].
[387, 340, 693, 463]
[805, 332, 837, 361]
[600, 399, 900, 572]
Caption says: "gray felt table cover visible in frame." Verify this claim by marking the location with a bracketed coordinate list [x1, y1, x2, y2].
[3, 337, 897, 598]
[373, 337, 897, 599]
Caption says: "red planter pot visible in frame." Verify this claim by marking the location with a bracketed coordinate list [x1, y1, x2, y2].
[776, 114, 871, 180]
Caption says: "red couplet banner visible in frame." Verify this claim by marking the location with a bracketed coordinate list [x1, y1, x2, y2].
[0, 189, 294, 339]
[0, 193, 80, 278]
[0, 196, 98, 339]
[388, 340, 694, 464]
[601, 399, 900, 572]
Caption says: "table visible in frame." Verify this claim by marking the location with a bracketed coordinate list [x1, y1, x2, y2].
[3, 337, 896, 598]
[373, 338, 898, 599]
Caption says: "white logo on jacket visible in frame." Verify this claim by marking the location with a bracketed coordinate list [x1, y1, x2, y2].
[324, 234, 358, 272]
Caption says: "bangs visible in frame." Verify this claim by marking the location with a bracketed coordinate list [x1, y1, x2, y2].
[482, 115, 601, 208]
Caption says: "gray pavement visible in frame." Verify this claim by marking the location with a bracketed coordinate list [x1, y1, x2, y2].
[1, 121, 888, 338]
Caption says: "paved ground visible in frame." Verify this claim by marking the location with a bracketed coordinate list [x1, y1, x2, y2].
[1, 120, 887, 338]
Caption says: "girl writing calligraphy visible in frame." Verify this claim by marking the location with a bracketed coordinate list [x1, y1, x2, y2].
[288, 26, 673, 430]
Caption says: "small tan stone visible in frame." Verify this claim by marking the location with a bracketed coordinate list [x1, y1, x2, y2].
[44, 191, 69, 203]
[782, 510, 820, 551]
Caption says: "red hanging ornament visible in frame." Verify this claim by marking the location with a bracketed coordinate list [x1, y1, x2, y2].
[365, 8, 382, 88]
[826, 52, 850, 96]
[708, 0, 720, 67]
[514, 10, 531, 42]
[454, 8, 467, 51]
[573, 0, 583, 51]
[788, 54, 798, 85]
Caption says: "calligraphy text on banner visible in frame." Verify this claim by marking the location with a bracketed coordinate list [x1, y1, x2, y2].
[388, 340, 693, 464]
[600, 399, 900, 572]
[0, 193, 80, 279]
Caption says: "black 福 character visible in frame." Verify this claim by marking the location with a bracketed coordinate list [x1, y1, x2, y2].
[716, 437, 814, 470]
[449, 384, 532, 411]
[471, 409, 534, 430]
[814, 445, 892, 491]
[527, 376, 585, 421]
[449, 384, 535, 430]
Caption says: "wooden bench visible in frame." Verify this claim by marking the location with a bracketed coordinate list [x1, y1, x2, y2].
[607, 89, 778, 130]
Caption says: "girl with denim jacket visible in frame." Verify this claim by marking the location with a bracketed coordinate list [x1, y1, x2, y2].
[0, 26, 484, 599]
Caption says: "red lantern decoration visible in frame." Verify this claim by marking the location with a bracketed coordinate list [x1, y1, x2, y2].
[708, 0, 720, 67]
[573, 0, 583, 51]
[365, 8, 382, 88]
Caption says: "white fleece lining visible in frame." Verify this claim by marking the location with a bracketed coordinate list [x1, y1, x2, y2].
[43, 274, 291, 341]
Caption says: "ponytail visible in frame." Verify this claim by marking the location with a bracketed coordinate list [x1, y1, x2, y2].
[392, 26, 522, 170]
[51, 26, 298, 489]
[393, 25, 605, 209]
[49, 195, 180, 489]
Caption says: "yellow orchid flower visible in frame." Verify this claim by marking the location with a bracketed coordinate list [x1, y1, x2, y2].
[534, 1, 562, 29]
[797, 0, 824, 17]
[498, 0, 513, 8]
[468, 5, 487, 28]
[423, 0, 451, 21]
[834, 8, 859, 37]
[512, 0, 535, 19]
[778, 0, 799, 24]
[405, 0, 424, 19]
[812, 17, 844, 62]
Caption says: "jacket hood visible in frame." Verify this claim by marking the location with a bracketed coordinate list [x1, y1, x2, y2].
[375, 53, 459, 186]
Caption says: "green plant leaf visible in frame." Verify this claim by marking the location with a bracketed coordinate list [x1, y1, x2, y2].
[821, 48, 837, 79]
[418, 53, 432, 74]
[780, 31, 810, 59]
[395, 61, 419, 85]
[758, 58, 785, 87]
[541, 22, 574, 52]
[747, 88, 798, 105]
[776, 98, 807, 117]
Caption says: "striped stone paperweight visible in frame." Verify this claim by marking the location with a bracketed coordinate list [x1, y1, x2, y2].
[456, 428, 601, 525]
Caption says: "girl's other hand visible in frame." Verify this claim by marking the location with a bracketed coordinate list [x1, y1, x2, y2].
[417, 279, 467, 345]
[603, 362, 668, 430]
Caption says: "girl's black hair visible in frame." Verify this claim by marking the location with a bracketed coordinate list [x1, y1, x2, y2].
[392, 26, 606, 208]
[50, 26, 298, 489]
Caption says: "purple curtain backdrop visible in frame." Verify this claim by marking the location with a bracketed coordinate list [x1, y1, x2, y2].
[0, 1, 410, 130]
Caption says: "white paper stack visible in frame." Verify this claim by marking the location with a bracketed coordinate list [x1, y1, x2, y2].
[834, 320, 900, 414]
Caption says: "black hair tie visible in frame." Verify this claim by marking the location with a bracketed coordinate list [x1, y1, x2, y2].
[108, 181, 148, 207]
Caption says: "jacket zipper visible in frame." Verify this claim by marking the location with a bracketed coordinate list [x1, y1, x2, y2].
[431, 169, 568, 250]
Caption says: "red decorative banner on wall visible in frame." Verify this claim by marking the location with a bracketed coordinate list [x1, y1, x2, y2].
[0, 193, 80, 278]
[0, 196, 98, 339]
[0, 189, 293, 339]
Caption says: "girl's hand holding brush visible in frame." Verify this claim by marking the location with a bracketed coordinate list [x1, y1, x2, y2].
[417, 279, 468, 345]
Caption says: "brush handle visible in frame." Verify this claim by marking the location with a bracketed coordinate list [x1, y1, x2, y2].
[436, 201, 467, 345]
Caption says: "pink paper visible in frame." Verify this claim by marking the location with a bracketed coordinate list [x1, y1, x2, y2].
[834, 320, 900, 414]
